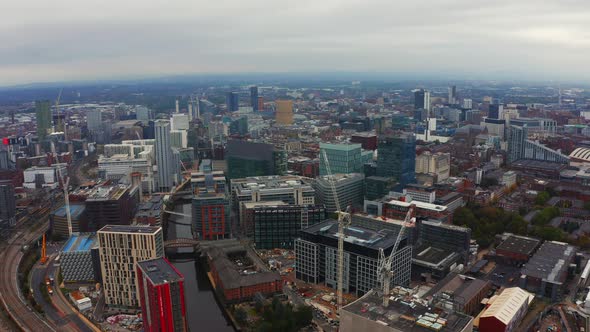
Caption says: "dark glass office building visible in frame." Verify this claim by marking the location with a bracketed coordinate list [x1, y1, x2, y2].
[250, 86, 259, 111]
[226, 92, 239, 113]
[226, 140, 287, 179]
[376, 132, 416, 187]
[251, 204, 326, 249]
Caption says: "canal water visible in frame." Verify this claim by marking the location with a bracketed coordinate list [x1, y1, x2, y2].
[167, 203, 234, 332]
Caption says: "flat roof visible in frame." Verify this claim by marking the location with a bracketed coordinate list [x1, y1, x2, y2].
[342, 289, 473, 332]
[522, 241, 576, 284]
[86, 184, 130, 201]
[137, 258, 183, 285]
[52, 204, 85, 219]
[496, 234, 541, 256]
[425, 273, 491, 304]
[301, 219, 399, 250]
[62, 233, 98, 253]
[98, 225, 161, 234]
[413, 243, 459, 268]
[386, 199, 448, 212]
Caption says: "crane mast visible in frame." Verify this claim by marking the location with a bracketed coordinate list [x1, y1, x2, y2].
[321, 150, 350, 312]
[377, 206, 415, 307]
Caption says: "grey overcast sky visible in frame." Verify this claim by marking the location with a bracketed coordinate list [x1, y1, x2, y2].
[2, 0, 590, 85]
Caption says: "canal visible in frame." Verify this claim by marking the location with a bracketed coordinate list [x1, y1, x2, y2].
[167, 202, 234, 332]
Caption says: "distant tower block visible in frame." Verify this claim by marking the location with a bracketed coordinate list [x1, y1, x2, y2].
[258, 96, 264, 111]
[175, 99, 180, 114]
[275, 100, 294, 125]
[187, 101, 193, 122]
[131, 172, 143, 201]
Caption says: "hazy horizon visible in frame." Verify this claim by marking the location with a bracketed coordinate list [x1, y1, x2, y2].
[3, 0, 590, 86]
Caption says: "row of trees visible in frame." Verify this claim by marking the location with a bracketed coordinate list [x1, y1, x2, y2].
[234, 297, 313, 332]
[453, 204, 569, 247]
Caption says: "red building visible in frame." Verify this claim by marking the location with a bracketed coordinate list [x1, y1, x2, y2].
[137, 258, 187, 332]
[479, 287, 533, 332]
[350, 132, 378, 150]
[288, 158, 320, 178]
[494, 234, 540, 264]
[208, 246, 283, 303]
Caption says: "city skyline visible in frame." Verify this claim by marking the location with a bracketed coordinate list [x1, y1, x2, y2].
[2, 0, 590, 85]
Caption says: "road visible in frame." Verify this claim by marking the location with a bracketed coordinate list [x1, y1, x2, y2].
[31, 253, 95, 332]
[0, 223, 57, 332]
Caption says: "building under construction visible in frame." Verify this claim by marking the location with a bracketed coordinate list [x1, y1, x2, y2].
[295, 219, 412, 297]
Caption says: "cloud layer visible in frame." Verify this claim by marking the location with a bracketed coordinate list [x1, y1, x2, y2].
[2, 0, 590, 85]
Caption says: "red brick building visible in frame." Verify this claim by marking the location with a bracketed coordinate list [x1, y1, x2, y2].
[207, 246, 282, 303]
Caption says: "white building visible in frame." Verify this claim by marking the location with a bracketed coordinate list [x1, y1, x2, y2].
[23, 164, 67, 189]
[171, 113, 190, 131]
[97, 225, 164, 308]
[415, 152, 451, 183]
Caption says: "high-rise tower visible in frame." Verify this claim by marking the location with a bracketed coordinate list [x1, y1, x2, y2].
[35, 100, 52, 140]
[250, 86, 259, 111]
[155, 120, 173, 191]
[275, 100, 293, 125]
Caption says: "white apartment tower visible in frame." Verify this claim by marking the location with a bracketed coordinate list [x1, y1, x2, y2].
[97, 225, 164, 308]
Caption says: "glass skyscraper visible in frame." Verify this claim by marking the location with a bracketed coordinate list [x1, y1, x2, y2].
[226, 92, 239, 113]
[319, 143, 362, 175]
[250, 86, 259, 111]
[35, 100, 52, 140]
[376, 132, 416, 187]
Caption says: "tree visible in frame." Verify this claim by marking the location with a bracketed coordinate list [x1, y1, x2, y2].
[293, 305, 313, 329]
[234, 307, 248, 325]
[534, 191, 551, 205]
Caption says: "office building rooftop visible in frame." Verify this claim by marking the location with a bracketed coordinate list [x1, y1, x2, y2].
[86, 184, 131, 201]
[301, 219, 399, 250]
[98, 224, 161, 234]
[232, 175, 313, 192]
[62, 233, 98, 253]
[137, 258, 183, 286]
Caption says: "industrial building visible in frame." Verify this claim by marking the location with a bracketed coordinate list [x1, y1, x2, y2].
[519, 241, 576, 301]
[85, 184, 139, 231]
[313, 173, 364, 212]
[50, 204, 87, 237]
[478, 287, 534, 332]
[98, 225, 164, 308]
[60, 233, 101, 282]
[295, 219, 412, 297]
[340, 289, 474, 332]
[205, 240, 283, 302]
[241, 202, 326, 249]
[495, 233, 541, 264]
[137, 258, 187, 332]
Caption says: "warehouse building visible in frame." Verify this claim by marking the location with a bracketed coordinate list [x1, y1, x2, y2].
[425, 273, 492, 315]
[495, 233, 541, 264]
[519, 241, 575, 301]
[478, 287, 534, 332]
